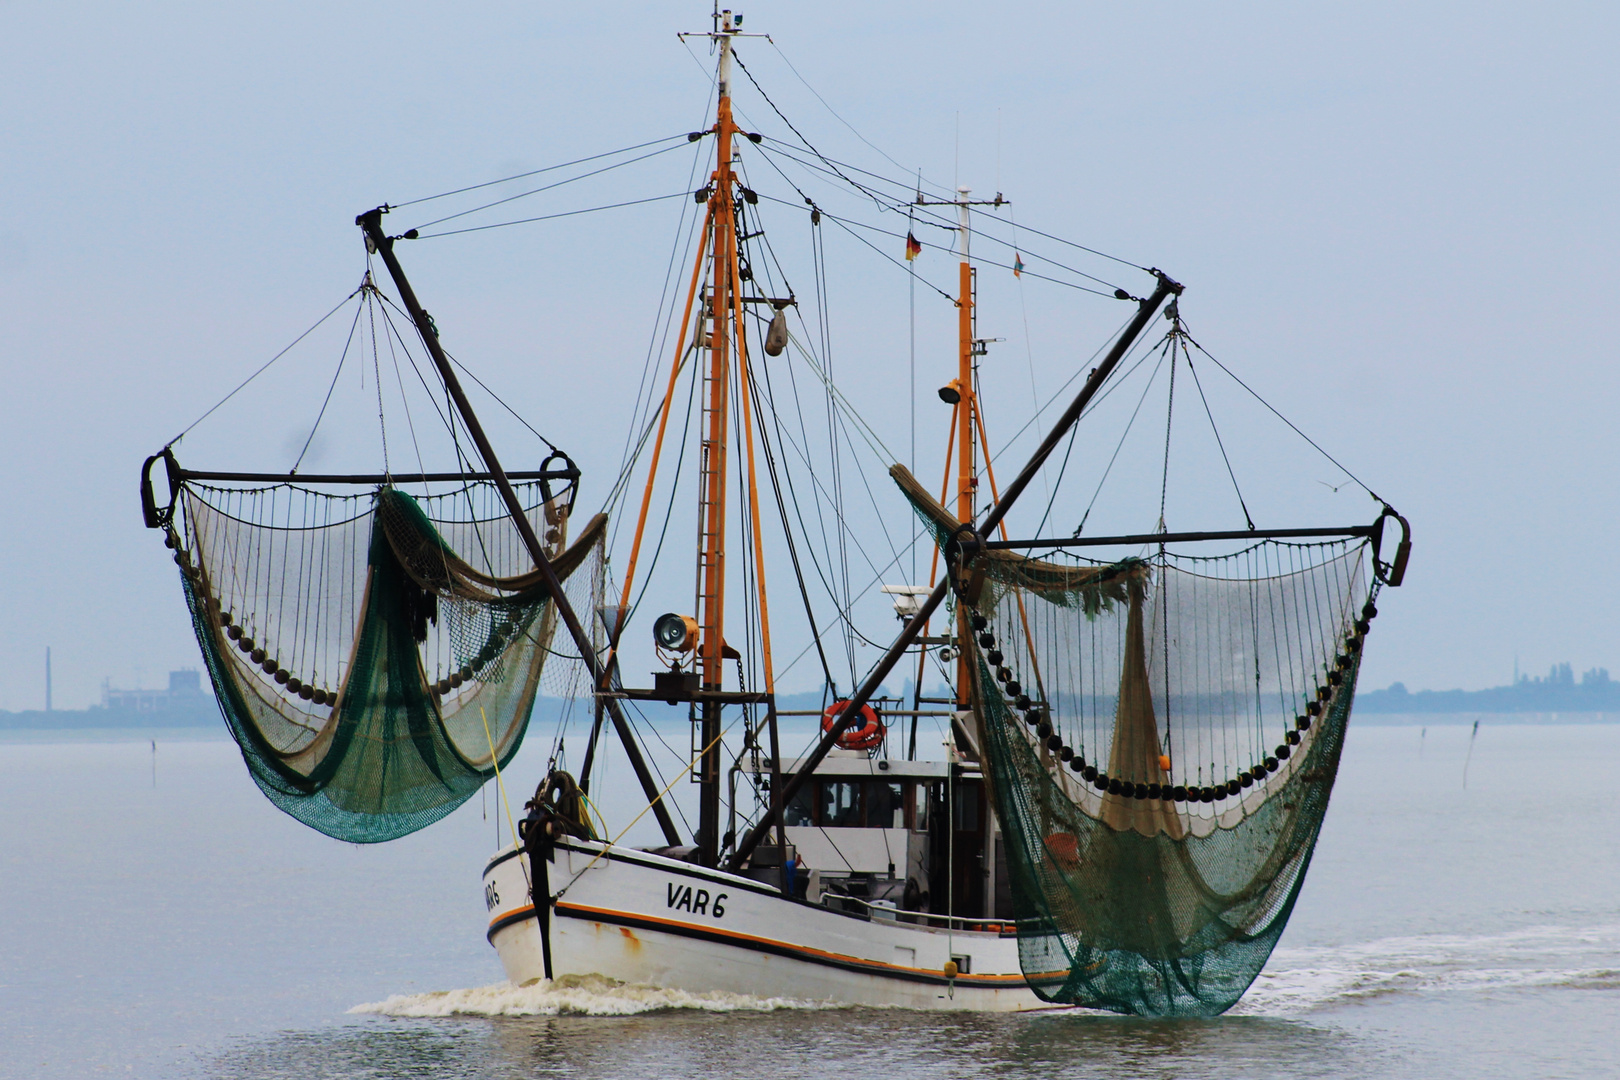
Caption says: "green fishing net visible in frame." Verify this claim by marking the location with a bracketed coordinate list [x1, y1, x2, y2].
[171, 479, 603, 842]
[893, 463, 1374, 1016]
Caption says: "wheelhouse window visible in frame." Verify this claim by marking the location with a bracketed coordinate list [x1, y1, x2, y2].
[867, 781, 905, 828]
[820, 781, 861, 827]
[783, 779, 911, 828]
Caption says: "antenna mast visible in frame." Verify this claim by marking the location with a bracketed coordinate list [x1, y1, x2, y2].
[916, 185, 1005, 706]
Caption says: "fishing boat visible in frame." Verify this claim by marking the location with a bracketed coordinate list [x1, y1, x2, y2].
[141, 9, 1410, 1016]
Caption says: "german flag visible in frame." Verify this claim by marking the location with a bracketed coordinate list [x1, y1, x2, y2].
[904, 231, 922, 261]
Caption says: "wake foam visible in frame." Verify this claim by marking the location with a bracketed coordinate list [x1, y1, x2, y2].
[352, 925, 1619, 1018]
[1233, 922, 1620, 1015]
[350, 973, 833, 1018]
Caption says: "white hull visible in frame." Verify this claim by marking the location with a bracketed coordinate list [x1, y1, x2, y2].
[482, 838, 1056, 1011]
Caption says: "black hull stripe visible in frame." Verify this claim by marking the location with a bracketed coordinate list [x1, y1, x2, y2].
[488, 905, 538, 939]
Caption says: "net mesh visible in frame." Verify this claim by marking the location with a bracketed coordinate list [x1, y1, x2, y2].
[170, 478, 603, 842]
[893, 465, 1374, 1016]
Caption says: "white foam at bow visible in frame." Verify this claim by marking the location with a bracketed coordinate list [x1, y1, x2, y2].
[350, 973, 836, 1017]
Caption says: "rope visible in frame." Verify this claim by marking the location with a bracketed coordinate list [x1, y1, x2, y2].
[407, 142, 693, 232]
[1182, 336, 1255, 530]
[554, 714, 742, 897]
[414, 192, 694, 240]
[289, 291, 368, 474]
[391, 134, 692, 209]
[1184, 331, 1380, 503]
[166, 283, 366, 447]
[766, 40, 954, 198]
[1073, 342, 1171, 535]
[1158, 339, 1178, 531]
[481, 706, 525, 855]
[757, 140, 1138, 293]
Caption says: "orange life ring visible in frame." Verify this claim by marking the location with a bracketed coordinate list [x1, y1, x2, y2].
[821, 700, 883, 751]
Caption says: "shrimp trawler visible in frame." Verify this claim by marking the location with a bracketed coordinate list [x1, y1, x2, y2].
[141, 10, 1410, 1016]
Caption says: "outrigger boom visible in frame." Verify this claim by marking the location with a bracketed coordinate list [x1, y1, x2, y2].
[355, 207, 683, 848]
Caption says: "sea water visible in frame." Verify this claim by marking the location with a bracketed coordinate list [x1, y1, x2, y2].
[1, 720, 1615, 1079]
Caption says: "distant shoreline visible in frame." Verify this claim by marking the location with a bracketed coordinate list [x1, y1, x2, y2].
[3, 699, 1616, 733]
[1354, 669, 1618, 716]
[1351, 710, 1618, 726]
[0, 706, 222, 731]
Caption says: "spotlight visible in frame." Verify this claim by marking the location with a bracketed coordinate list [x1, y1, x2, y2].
[653, 613, 699, 653]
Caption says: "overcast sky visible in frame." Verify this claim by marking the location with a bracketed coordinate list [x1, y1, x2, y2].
[1, 2, 1615, 709]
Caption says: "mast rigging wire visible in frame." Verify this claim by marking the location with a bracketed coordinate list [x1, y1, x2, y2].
[610, 132, 715, 546]
[412, 191, 694, 239]
[369, 290, 560, 452]
[376, 284, 432, 483]
[754, 189, 1120, 300]
[407, 142, 693, 233]
[1026, 327, 1175, 537]
[1158, 337, 1178, 531]
[749, 358, 837, 692]
[732, 51, 887, 215]
[1071, 340, 1172, 535]
[289, 294, 369, 474]
[617, 347, 703, 634]
[809, 204, 858, 682]
[1181, 336, 1256, 531]
[756, 138, 1140, 290]
[742, 145, 959, 305]
[390, 134, 693, 209]
[165, 284, 368, 448]
[755, 140, 963, 237]
[1183, 331, 1380, 502]
[755, 322, 893, 671]
[365, 280, 391, 474]
[765, 40, 955, 199]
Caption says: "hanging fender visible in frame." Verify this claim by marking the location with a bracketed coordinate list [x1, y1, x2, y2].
[764, 307, 789, 356]
[822, 700, 883, 751]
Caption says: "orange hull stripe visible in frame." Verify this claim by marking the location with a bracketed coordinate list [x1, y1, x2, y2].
[537, 900, 1028, 984]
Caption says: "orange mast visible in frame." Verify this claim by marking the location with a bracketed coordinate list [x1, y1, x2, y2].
[914, 185, 1003, 708]
[602, 10, 779, 863]
[698, 124, 733, 694]
[690, 12, 739, 862]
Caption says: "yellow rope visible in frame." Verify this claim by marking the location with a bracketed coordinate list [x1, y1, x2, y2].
[577, 790, 611, 838]
[557, 715, 740, 890]
[480, 706, 524, 854]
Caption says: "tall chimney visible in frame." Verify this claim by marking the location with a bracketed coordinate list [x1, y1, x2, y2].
[45, 647, 52, 712]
